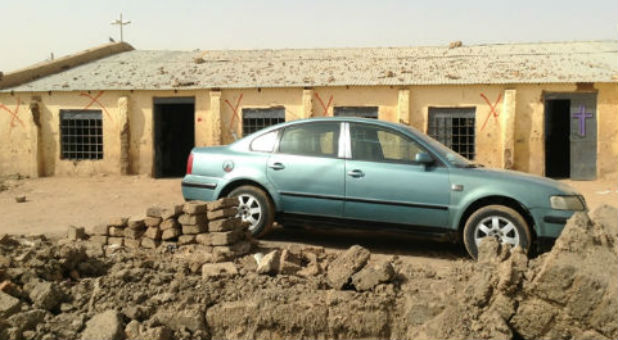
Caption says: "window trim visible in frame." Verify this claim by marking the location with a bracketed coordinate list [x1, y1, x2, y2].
[274, 121, 343, 159]
[345, 122, 445, 167]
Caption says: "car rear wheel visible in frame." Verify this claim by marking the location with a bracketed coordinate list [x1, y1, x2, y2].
[227, 185, 274, 237]
[463, 205, 531, 259]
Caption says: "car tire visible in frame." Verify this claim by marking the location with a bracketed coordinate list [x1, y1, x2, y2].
[227, 185, 275, 238]
[463, 205, 531, 259]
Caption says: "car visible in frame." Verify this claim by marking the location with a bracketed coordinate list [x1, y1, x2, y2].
[181, 117, 586, 258]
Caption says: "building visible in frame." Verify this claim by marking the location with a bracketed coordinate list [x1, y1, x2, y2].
[0, 41, 616, 180]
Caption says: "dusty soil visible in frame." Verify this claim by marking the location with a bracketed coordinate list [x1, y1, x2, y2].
[0, 205, 616, 340]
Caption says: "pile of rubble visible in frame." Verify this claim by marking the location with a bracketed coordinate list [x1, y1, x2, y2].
[0, 204, 616, 340]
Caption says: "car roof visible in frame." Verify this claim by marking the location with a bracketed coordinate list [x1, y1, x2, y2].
[275, 116, 410, 131]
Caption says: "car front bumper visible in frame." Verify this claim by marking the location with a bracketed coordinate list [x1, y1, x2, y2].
[530, 207, 579, 239]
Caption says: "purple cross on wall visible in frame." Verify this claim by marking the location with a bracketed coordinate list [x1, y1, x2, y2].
[572, 105, 592, 137]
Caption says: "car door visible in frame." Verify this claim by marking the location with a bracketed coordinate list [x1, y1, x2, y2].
[343, 122, 450, 228]
[266, 121, 345, 217]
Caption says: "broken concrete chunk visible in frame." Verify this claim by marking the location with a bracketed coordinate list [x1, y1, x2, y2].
[26, 280, 63, 311]
[351, 261, 395, 291]
[327, 245, 371, 289]
[257, 250, 280, 275]
[81, 309, 125, 340]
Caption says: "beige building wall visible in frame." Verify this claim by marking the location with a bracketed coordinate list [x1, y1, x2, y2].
[0, 82, 616, 178]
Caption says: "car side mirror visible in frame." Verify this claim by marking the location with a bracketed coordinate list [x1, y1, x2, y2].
[415, 152, 434, 165]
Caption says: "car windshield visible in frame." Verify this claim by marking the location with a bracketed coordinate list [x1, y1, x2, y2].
[403, 126, 475, 168]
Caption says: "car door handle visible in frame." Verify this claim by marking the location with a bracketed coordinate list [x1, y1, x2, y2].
[347, 169, 364, 178]
[269, 162, 285, 170]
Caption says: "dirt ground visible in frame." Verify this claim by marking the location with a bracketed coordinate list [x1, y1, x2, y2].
[1, 173, 615, 238]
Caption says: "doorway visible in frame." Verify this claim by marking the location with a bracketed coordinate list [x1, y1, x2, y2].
[544, 93, 597, 180]
[153, 97, 195, 178]
[545, 100, 571, 178]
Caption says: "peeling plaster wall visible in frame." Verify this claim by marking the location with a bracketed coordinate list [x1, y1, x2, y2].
[0, 83, 616, 179]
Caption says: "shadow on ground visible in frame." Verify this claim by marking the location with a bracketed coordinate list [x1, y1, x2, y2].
[260, 225, 468, 260]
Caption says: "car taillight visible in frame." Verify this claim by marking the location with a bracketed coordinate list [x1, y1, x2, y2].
[186, 153, 194, 174]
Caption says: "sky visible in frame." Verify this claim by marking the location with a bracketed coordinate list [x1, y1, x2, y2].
[1, 0, 617, 72]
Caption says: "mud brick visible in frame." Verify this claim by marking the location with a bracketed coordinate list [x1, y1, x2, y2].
[178, 214, 207, 226]
[141, 238, 160, 249]
[92, 224, 109, 236]
[198, 230, 242, 246]
[124, 228, 144, 239]
[183, 201, 207, 215]
[160, 218, 179, 230]
[108, 227, 125, 237]
[146, 206, 163, 218]
[67, 226, 86, 241]
[160, 204, 184, 220]
[144, 227, 162, 240]
[212, 241, 252, 262]
[207, 208, 237, 221]
[206, 198, 238, 211]
[108, 217, 128, 228]
[208, 217, 242, 232]
[90, 235, 108, 245]
[108, 237, 124, 246]
[182, 224, 207, 235]
[127, 218, 145, 230]
[124, 238, 141, 249]
[161, 228, 181, 241]
[178, 235, 196, 245]
[144, 217, 162, 228]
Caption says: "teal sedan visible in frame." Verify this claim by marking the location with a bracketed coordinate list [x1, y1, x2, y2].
[182, 117, 586, 257]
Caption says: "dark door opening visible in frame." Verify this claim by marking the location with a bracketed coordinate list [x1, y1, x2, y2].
[153, 98, 195, 178]
[545, 99, 571, 178]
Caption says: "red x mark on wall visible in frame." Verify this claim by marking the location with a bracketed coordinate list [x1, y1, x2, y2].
[314, 93, 333, 117]
[224, 94, 243, 138]
[80, 91, 111, 120]
[480, 93, 502, 131]
[0, 97, 25, 129]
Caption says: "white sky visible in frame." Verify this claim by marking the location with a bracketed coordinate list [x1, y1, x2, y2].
[1, 0, 617, 72]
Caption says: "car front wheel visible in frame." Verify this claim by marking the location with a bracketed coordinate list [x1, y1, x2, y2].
[463, 205, 531, 259]
[227, 185, 274, 237]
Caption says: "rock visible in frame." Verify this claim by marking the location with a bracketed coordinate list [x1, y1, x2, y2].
[207, 208, 237, 220]
[327, 245, 371, 289]
[351, 260, 395, 291]
[161, 228, 180, 240]
[124, 320, 141, 340]
[25, 280, 62, 311]
[67, 226, 86, 240]
[153, 306, 206, 332]
[81, 310, 125, 340]
[92, 224, 109, 236]
[123, 305, 153, 321]
[7, 309, 46, 331]
[15, 195, 26, 203]
[183, 201, 207, 214]
[202, 262, 238, 278]
[257, 250, 280, 275]
[144, 217, 161, 228]
[278, 249, 302, 274]
[0, 291, 21, 318]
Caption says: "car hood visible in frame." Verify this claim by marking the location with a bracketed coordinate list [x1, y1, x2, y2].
[461, 167, 579, 195]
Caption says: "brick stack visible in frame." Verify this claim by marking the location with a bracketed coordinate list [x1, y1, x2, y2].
[84, 198, 253, 262]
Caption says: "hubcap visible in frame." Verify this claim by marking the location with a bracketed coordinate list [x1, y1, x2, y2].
[474, 216, 520, 248]
[236, 194, 261, 232]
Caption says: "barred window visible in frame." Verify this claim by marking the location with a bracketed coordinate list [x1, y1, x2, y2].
[60, 110, 103, 160]
[242, 107, 285, 136]
[334, 106, 378, 119]
[428, 107, 475, 160]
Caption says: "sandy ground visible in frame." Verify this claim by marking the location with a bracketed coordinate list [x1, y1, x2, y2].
[0, 173, 615, 264]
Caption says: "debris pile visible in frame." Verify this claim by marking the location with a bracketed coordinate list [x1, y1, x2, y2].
[0, 204, 615, 340]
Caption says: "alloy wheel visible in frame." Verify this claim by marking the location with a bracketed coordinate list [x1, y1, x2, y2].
[236, 193, 262, 232]
[474, 215, 520, 247]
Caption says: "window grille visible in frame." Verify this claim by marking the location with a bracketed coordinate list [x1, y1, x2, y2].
[242, 107, 285, 136]
[333, 106, 378, 119]
[428, 107, 476, 160]
[60, 110, 103, 160]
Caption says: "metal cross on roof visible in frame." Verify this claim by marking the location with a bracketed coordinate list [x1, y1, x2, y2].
[111, 13, 131, 42]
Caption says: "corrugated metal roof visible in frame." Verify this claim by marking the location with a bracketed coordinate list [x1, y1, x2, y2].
[3, 40, 617, 92]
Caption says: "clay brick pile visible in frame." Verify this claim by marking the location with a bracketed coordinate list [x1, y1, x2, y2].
[87, 198, 253, 262]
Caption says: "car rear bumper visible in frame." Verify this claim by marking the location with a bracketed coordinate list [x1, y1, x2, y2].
[181, 175, 220, 201]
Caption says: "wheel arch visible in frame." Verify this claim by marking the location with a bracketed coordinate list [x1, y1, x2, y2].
[218, 179, 278, 209]
[457, 195, 537, 242]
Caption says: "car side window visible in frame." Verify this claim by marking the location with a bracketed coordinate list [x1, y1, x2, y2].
[350, 123, 426, 163]
[278, 123, 340, 157]
[250, 130, 279, 152]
